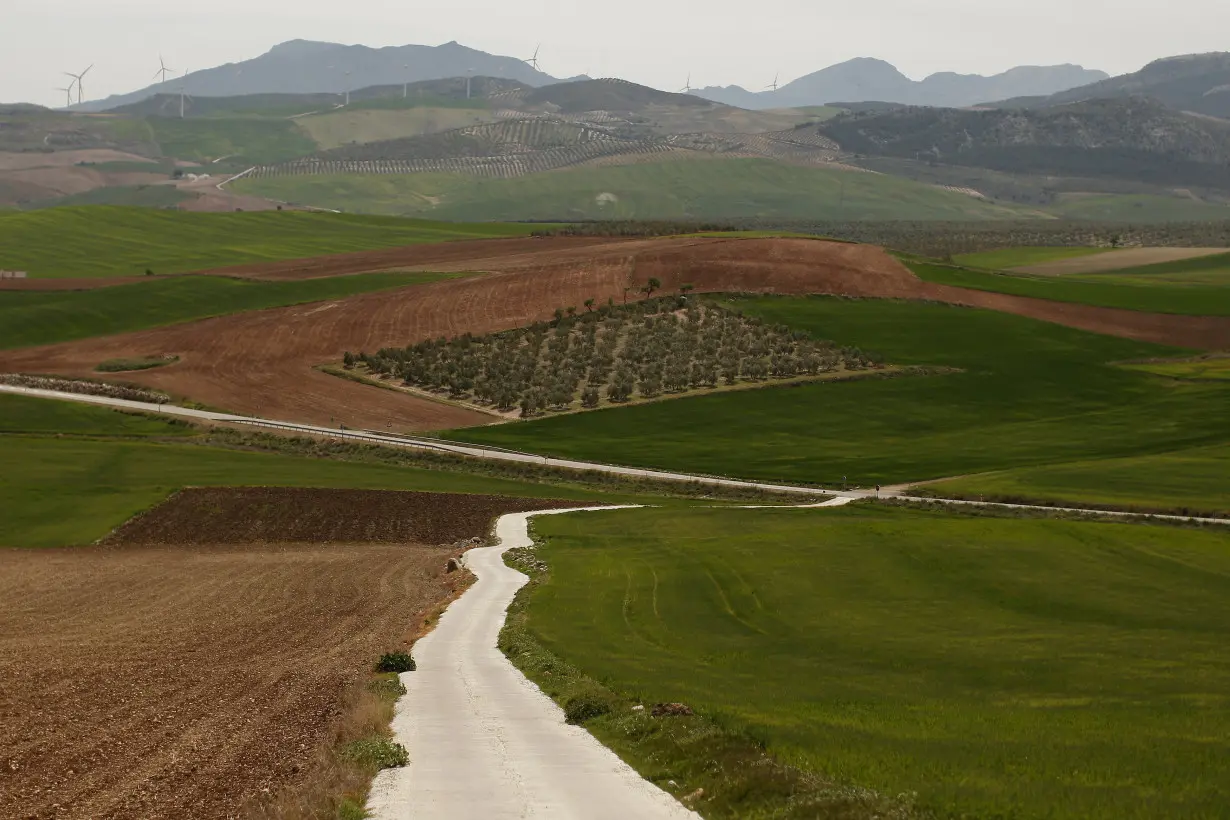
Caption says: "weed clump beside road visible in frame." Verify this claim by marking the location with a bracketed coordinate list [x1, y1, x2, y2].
[339, 737, 410, 771]
[352, 295, 880, 417]
[375, 651, 416, 673]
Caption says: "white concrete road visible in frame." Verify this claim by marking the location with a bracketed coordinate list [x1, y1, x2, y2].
[4, 384, 1227, 526]
[6, 383, 1227, 817]
[366, 507, 697, 820]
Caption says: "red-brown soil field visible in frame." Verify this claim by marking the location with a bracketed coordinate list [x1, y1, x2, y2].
[1, 236, 1225, 430]
[0, 489, 576, 820]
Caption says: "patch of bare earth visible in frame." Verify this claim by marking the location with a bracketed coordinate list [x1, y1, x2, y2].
[1014, 247, 1229, 275]
[1, 237, 1226, 429]
[0, 489, 578, 820]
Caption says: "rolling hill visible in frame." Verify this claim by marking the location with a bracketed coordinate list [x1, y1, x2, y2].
[996, 52, 1230, 119]
[820, 98, 1230, 190]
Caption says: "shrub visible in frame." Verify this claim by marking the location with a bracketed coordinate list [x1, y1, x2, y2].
[563, 686, 618, 724]
[340, 737, 409, 770]
[375, 651, 416, 673]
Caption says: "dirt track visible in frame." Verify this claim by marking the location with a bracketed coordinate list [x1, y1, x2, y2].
[0, 489, 576, 820]
[1, 236, 1226, 430]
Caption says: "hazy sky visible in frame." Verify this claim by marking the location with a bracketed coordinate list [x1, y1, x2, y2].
[7, 0, 1228, 106]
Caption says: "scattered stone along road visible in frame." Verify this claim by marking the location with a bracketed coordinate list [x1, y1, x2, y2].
[5, 384, 1227, 527]
[367, 508, 698, 820]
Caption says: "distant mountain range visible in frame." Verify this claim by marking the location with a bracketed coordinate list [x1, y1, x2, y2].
[77, 40, 576, 112]
[79, 40, 1106, 113]
[694, 59, 1108, 110]
[994, 52, 1230, 118]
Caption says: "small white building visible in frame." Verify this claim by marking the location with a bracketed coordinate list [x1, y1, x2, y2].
[0, 270, 28, 279]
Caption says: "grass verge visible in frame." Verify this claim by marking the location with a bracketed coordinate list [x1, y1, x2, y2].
[244, 671, 408, 820]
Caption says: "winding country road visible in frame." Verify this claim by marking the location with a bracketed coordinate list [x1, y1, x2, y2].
[6, 384, 1227, 817]
[4, 384, 1228, 525]
[366, 507, 697, 819]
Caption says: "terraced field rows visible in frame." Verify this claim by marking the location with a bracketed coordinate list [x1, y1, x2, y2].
[244, 104, 858, 185]
[249, 140, 677, 180]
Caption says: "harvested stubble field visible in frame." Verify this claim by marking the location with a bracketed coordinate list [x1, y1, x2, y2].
[0, 236, 1226, 432]
[0, 488, 575, 820]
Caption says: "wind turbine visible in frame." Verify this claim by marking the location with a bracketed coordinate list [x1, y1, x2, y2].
[179, 69, 192, 118]
[65, 65, 92, 105]
[403, 63, 410, 99]
[344, 70, 352, 106]
[153, 55, 174, 85]
[57, 82, 76, 108]
[766, 72, 780, 92]
[679, 73, 695, 93]
[524, 45, 542, 72]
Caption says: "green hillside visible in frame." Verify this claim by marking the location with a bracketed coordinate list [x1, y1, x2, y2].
[234, 159, 1032, 221]
[0, 207, 539, 278]
[146, 117, 319, 165]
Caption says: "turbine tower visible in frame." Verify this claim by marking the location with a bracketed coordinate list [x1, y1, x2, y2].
[766, 72, 780, 92]
[64, 65, 93, 105]
[153, 55, 174, 85]
[344, 70, 352, 106]
[524, 45, 542, 72]
[56, 85, 75, 108]
[679, 73, 695, 93]
[403, 63, 410, 99]
[179, 70, 192, 118]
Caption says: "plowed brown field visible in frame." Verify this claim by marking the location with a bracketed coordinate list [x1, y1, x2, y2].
[104, 487, 580, 547]
[0, 489, 576, 820]
[1, 236, 1225, 430]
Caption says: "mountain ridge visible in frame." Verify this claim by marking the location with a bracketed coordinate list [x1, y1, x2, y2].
[77, 40, 1106, 115]
[993, 52, 1230, 118]
[696, 60, 1108, 110]
[77, 40, 570, 113]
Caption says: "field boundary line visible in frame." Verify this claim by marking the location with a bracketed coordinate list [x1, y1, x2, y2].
[3, 385, 1227, 527]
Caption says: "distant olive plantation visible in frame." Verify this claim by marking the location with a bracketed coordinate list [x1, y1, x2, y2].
[349, 295, 881, 417]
